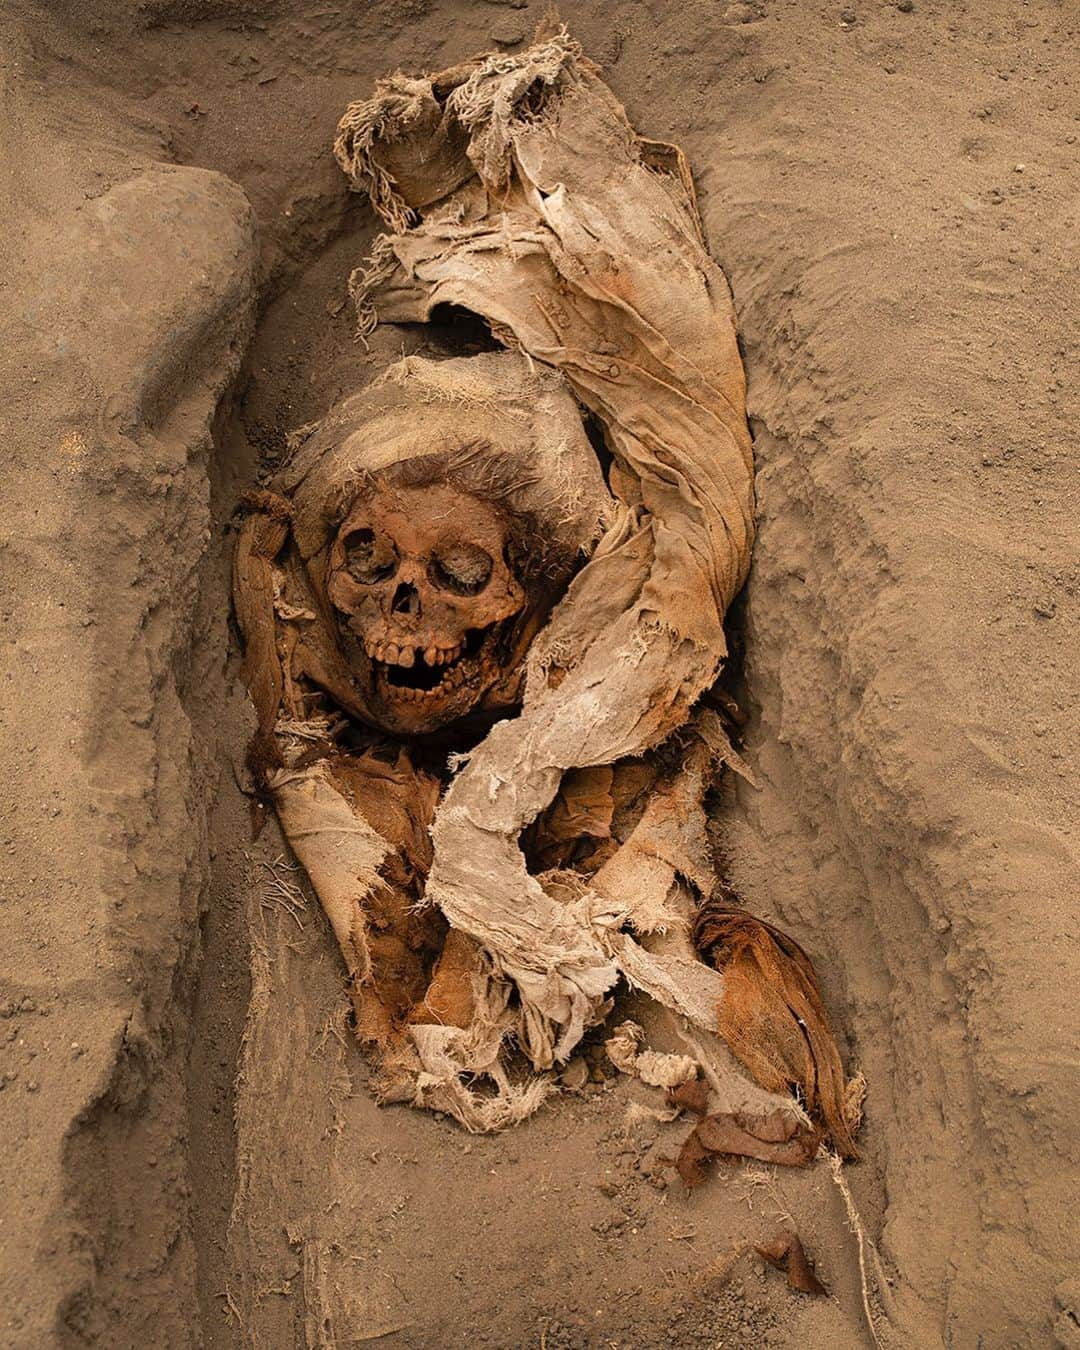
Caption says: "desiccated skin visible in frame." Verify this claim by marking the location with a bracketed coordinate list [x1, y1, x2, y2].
[325, 479, 532, 736]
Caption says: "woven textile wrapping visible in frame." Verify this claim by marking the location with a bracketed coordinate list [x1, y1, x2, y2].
[235, 34, 849, 1140]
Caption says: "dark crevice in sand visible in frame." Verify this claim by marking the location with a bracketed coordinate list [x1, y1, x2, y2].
[185, 388, 260, 1350]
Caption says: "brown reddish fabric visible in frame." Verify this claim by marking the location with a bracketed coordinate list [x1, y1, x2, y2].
[675, 1107, 822, 1190]
[755, 1233, 830, 1297]
[310, 750, 446, 1049]
[232, 490, 293, 777]
[695, 903, 858, 1158]
[666, 1077, 711, 1119]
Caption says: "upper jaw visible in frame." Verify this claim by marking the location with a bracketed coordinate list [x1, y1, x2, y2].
[362, 636, 465, 670]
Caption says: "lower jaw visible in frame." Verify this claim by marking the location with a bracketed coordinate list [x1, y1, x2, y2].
[340, 622, 521, 734]
[368, 692, 487, 736]
[368, 658, 495, 730]
[378, 681, 471, 707]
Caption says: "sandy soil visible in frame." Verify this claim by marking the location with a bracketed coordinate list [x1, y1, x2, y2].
[0, 1, 1076, 1347]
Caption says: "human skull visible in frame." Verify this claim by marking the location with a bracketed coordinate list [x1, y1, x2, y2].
[326, 478, 531, 736]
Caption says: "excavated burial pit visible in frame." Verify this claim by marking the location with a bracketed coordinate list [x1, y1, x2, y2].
[176, 202, 891, 1350]
[10, 4, 1069, 1344]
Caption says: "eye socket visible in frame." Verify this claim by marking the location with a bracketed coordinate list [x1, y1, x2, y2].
[428, 543, 493, 596]
[343, 528, 397, 584]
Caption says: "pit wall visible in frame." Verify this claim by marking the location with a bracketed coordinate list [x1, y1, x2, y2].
[713, 185, 1077, 1344]
[0, 32, 257, 1342]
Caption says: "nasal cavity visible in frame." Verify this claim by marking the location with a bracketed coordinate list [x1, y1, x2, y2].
[391, 581, 420, 617]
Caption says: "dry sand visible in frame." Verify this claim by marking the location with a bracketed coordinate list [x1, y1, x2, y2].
[0, 1, 1077, 1347]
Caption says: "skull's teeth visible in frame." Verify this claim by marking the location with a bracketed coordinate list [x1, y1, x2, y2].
[368, 642, 465, 669]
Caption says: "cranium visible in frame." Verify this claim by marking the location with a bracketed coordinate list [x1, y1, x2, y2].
[268, 352, 614, 741]
[326, 475, 534, 736]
